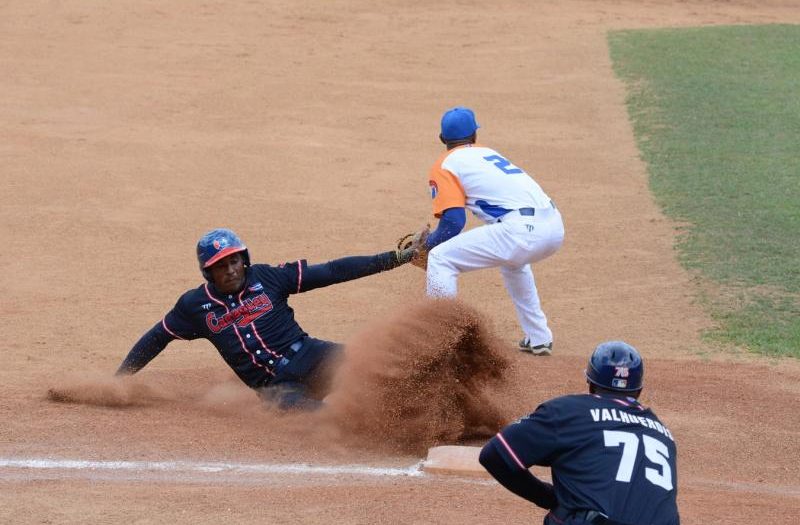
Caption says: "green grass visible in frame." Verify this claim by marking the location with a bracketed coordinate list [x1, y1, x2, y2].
[608, 25, 800, 357]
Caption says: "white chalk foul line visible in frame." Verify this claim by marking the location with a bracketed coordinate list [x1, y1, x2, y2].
[0, 457, 424, 478]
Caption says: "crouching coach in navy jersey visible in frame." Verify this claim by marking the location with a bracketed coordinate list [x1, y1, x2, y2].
[480, 341, 679, 525]
[116, 228, 423, 410]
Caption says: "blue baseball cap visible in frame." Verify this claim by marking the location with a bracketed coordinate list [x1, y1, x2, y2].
[440, 107, 480, 141]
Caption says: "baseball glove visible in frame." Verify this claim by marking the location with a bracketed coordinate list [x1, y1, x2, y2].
[396, 225, 430, 269]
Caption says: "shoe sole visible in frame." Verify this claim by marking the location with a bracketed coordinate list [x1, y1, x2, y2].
[519, 346, 553, 357]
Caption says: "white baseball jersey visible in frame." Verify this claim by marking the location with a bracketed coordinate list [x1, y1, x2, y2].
[425, 143, 564, 348]
[428, 144, 552, 222]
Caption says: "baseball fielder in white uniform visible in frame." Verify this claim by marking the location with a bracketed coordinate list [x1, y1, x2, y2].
[423, 107, 565, 355]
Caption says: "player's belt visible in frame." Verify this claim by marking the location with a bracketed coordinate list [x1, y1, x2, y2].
[256, 338, 306, 389]
[549, 508, 611, 524]
[577, 511, 608, 524]
[495, 207, 535, 223]
[276, 338, 305, 365]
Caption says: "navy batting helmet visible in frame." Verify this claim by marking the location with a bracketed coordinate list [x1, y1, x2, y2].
[196, 228, 250, 281]
[585, 341, 644, 392]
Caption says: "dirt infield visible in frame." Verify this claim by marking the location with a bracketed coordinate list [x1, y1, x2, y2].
[2, 1, 800, 523]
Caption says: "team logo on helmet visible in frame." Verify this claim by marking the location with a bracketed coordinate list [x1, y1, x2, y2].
[212, 237, 229, 251]
[585, 341, 643, 392]
[612, 366, 630, 388]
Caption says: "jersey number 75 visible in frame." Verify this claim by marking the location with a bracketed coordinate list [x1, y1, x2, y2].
[603, 430, 674, 491]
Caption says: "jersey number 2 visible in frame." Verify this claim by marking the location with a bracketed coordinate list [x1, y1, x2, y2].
[483, 155, 524, 174]
[603, 430, 674, 491]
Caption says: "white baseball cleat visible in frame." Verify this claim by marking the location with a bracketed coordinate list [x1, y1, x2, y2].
[519, 338, 553, 356]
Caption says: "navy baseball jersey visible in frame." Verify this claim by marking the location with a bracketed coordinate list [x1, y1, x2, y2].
[159, 261, 310, 387]
[118, 251, 401, 389]
[491, 393, 679, 525]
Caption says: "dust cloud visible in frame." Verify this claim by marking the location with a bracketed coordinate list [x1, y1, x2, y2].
[46, 371, 265, 413]
[322, 298, 515, 455]
[45, 299, 520, 457]
[46, 372, 174, 408]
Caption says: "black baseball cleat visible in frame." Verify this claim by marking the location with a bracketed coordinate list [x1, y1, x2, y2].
[519, 338, 553, 356]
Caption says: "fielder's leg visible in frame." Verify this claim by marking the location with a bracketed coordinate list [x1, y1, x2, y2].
[426, 224, 507, 297]
[500, 264, 552, 347]
[498, 206, 564, 352]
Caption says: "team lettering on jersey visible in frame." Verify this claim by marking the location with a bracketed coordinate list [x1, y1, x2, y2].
[205, 292, 274, 333]
[589, 408, 674, 441]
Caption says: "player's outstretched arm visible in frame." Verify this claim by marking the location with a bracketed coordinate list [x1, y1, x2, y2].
[298, 249, 412, 292]
[115, 323, 172, 376]
[479, 440, 557, 510]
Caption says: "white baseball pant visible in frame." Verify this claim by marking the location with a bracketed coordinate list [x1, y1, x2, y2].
[426, 206, 564, 347]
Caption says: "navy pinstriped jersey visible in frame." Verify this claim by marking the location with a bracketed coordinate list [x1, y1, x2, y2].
[117, 251, 402, 388]
[493, 394, 679, 525]
[159, 261, 313, 388]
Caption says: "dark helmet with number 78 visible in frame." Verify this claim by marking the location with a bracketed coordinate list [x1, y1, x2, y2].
[585, 341, 644, 392]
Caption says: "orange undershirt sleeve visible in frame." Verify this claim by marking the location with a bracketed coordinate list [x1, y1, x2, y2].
[429, 166, 466, 218]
